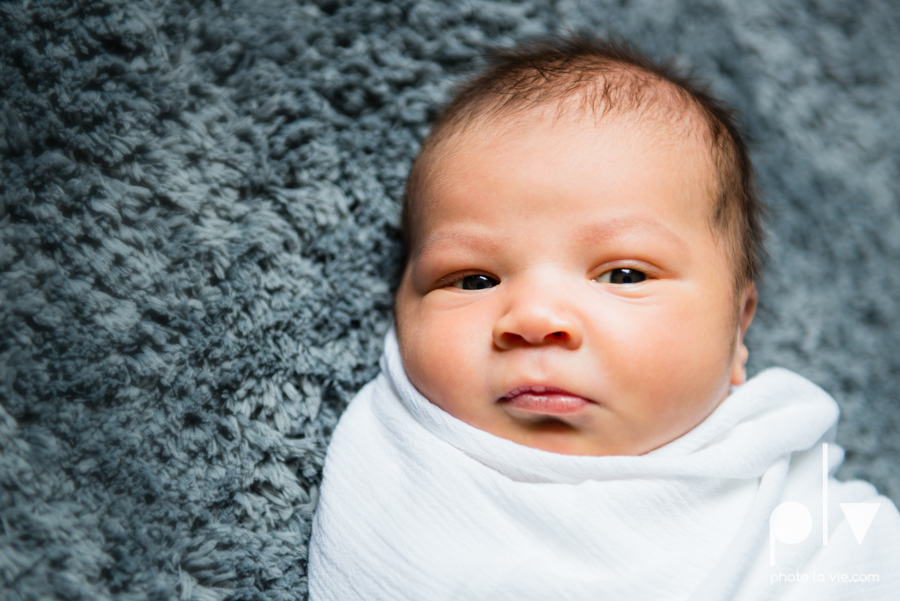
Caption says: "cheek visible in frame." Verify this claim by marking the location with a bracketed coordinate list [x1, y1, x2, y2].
[595, 298, 734, 410]
[599, 307, 686, 386]
[396, 297, 493, 414]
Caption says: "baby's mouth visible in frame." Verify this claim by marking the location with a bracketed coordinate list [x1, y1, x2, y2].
[499, 385, 593, 415]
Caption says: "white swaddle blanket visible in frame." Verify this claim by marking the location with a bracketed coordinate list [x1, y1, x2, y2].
[309, 328, 900, 600]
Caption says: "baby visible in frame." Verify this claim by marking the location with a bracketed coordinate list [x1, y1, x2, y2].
[309, 35, 899, 600]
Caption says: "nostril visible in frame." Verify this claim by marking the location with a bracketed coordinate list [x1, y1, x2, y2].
[502, 332, 525, 345]
[498, 330, 572, 347]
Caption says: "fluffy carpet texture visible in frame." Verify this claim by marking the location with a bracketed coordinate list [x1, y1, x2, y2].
[1, 0, 898, 598]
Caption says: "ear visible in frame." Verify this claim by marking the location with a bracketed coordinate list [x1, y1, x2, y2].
[729, 283, 758, 386]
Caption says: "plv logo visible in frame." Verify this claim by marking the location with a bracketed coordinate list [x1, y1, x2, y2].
[769, 443, 881, 565]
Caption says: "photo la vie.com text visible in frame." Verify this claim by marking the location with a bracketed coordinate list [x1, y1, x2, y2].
[769, 570, 879, 586]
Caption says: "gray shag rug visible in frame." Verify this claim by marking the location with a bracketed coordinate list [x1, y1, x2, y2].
[2, 0, 899, 598]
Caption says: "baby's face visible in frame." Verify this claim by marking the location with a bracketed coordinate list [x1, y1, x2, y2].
[395, 111, 756, 456]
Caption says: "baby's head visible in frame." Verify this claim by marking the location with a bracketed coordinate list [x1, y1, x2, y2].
[394, 35, 764, 456]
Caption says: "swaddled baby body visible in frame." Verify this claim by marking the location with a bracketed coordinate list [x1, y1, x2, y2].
[309, 35, 900, 600]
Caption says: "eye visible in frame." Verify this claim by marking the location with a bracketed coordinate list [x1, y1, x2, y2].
[451, 274, 499, 290]
[595, 268, 647, 285]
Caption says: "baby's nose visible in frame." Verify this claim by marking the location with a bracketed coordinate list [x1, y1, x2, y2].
[492, 285, 583, 350]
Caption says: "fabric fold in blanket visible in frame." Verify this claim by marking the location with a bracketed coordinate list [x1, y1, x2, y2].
[309, 327, 900, 600]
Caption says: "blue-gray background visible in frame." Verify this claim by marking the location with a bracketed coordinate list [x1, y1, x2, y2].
[2, 0, 898, 598]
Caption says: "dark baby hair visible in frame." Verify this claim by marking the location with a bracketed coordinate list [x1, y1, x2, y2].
[401, 33, 765, 292]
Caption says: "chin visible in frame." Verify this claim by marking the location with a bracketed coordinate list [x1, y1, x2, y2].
[504, 420, 610, 456]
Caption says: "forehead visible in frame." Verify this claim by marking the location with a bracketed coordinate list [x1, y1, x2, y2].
[407, 107, 719, 248]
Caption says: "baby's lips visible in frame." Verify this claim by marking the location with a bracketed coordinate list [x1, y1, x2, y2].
[500, 385, 594, 415]
[501, 384, 576, 400]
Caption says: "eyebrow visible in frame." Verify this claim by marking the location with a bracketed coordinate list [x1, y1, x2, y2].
[573, 216, 689, 250]
[412, 227, 504, 263]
